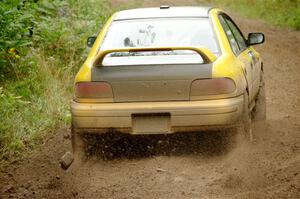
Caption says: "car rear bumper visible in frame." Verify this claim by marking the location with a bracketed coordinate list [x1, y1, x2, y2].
[71, 95, 244, 134]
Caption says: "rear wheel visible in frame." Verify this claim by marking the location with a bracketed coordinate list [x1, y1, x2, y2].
[253, 73, 266, 121]
[236, 93, 253, 142]
[71, 125, 86, 162]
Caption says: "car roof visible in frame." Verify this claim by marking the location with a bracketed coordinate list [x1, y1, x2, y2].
[114, 6, 213, 20]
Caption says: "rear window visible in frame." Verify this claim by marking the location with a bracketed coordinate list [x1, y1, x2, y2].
[100, 18, 219, 65]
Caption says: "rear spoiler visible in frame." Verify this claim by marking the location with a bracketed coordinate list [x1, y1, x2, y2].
[93, 47, 217, 67]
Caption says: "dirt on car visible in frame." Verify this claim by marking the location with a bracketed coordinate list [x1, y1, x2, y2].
[1, 0, 300, 198]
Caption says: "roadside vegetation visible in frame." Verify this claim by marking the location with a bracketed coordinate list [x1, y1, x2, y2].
[210, 0, 300, 30]
[0, 0, 113, 165]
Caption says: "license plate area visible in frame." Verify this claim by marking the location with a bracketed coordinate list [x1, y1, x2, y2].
[132, 113, 171, 134]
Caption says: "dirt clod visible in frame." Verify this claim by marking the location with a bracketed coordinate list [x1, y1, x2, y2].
[156, 168, 167, 172]
[63, 132, 71, 139]
[59, 151, 74, 170]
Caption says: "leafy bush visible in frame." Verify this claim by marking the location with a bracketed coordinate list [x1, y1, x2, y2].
[0, 0, 113, 163]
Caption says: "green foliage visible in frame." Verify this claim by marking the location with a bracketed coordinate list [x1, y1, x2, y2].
[0, 0, 113, 163]
[1, 0, 60, 78]
[209, 0, 300, 30]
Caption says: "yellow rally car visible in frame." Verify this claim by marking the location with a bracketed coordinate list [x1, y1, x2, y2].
[71, 6, 266, 158]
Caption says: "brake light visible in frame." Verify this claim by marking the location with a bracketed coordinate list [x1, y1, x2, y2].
[75, 82, 113, 99]
[190, 78, 236, 97]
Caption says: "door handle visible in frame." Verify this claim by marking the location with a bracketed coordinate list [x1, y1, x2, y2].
[248, 51, 257, 64]
[248, 50, 254, 56]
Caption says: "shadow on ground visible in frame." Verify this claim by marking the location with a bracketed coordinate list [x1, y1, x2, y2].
[83, 130, 237, 160]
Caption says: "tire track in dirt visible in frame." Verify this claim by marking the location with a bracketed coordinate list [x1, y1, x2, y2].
[1, 0, 300, 198]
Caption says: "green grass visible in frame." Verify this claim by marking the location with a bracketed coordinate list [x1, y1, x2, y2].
[0, 0, 114, 165]
[207, 0, 300, 30]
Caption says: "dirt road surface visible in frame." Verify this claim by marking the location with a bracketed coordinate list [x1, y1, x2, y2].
[1, 0, 300, 198]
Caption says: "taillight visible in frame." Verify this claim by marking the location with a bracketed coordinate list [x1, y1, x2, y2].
[75, 82, 113, 99]
[190, 78, 236, 97]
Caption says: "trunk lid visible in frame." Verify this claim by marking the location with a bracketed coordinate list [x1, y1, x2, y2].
[91, 59, 212, 102]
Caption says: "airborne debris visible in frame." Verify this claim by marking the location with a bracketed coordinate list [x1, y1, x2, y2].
[60, 151, 74, 170]
[156, 168, 166, 172]
[63, 132, 71, 139]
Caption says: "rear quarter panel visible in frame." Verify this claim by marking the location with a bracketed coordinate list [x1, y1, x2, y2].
[209, 8, 247, 96]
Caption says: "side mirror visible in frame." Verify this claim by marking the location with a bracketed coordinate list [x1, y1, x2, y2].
[87, 36, 97, 47]
[247, 33, 265, 46]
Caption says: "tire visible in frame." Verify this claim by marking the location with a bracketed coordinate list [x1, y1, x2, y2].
[253, 72, 266, 121]
[237, 93, 253, 142]
[71, 125, 86, 162]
